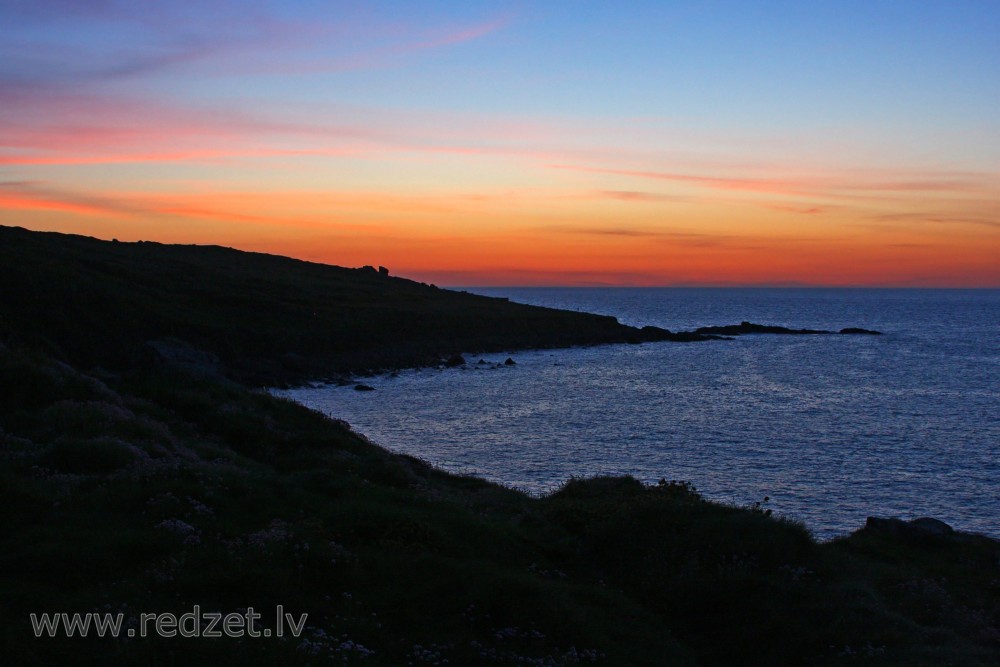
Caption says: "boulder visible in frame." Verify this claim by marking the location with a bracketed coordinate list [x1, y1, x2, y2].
[444, 354, 466, 367]
[353, 384, 376, 392]
[504, 357, 516, 366]
[910, 517, 954, 536]
[865, 516, 955, 540]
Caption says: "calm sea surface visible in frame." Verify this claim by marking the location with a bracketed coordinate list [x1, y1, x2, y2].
[278, 289, 1000, 539]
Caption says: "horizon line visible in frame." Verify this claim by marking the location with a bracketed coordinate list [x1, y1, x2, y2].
[5, 225, 999, 290]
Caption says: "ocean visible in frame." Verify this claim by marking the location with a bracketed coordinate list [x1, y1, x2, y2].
[277, 288, 1000, 540]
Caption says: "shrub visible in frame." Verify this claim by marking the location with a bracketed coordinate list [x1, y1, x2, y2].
[40, 437, 140, 474]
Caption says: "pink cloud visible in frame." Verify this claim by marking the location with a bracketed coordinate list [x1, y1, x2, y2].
[763, 203, 829, 215]
[548, 163, 999, 202]
[594, 190, 687, 203]
[0, 88, 403, 164]
[0, 146, 377, 166]
[1, 84, 572, 167]
[411, 16, 512, 50]
[549, 164, 807, 197]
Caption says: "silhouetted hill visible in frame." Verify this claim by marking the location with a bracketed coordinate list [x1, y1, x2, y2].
[0, 226, 707, 384]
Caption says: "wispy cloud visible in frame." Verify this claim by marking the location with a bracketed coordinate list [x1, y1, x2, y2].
[547, 224, 755, 248]
[0, 90, 394, 165]
[549, 164, 805, 196]
[867, 211, 1000, 229]
[0, 181, 144, 218]
[548, 162, 1000, 229]
[0, 4, 301, 86]
[0, 86, 559, 166]
[595, 190, 686, 203]
[762, 203, 829, 215]
[319, 15, 512, 73]
[0, 3, 512, 94]
[0, 180, 489, 228]
[568, 227, 665, 238]
[404, 267, 680, 287]
[550, 163, 998, 198]
[414, 16, 511, 49]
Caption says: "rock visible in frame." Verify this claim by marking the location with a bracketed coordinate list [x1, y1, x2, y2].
[695, 322, 831, 336]
[641, 325, 672, 336]
[910, 517, 954, 536]
[353, 384, 376, 392]
[636, 325, 720, 342]
[865, 516, 954, 540]
[477, 359, 489, 365]
[667, 331, 727, 342]
[444, 354, 466, 367]
[504, 357, 516, 366]
[378, 266, 389, 276]
[690, 322, 881, 337]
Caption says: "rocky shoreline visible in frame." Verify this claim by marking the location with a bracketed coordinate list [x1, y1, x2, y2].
[693, 321, 882, 336]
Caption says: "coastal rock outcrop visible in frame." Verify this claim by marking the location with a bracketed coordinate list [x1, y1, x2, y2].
[865, 516, 955, 540]
[692, 322, 883, 336]
[695, 322, 831, 335]
[632, 326, 724, 343]
[444, 354, 466, 367]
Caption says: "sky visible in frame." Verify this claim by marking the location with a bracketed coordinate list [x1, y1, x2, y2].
[1, 0, 998, 286]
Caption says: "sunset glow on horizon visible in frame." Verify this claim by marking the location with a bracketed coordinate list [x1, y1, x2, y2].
[2, 1, 998, 286]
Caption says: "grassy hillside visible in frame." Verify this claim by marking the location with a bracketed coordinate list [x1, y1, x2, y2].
[1, 226, 997, 665]
[0, 226, 700, 385]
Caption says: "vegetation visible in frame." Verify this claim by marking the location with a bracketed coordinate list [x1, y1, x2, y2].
[0, 226, 707, 386]
[1, 226, 997, 665]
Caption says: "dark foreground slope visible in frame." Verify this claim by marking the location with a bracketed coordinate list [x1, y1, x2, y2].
[3, 352, 999, 666]
[0, 226, 706, 385]
[1, 227, 997, 665]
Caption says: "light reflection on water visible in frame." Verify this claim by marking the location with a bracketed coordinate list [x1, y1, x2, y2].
[278, 289, 1000, 540]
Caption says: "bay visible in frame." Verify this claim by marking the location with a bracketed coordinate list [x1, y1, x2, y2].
[278, 288, 1000, 539]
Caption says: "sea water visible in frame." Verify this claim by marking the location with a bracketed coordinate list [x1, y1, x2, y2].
[278, 288, 1000, 539]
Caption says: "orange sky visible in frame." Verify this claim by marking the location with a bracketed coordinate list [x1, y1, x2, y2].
[2, 2, 998, 286]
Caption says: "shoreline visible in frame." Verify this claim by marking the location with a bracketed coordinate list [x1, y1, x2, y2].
[273, 315, 1000, 546]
